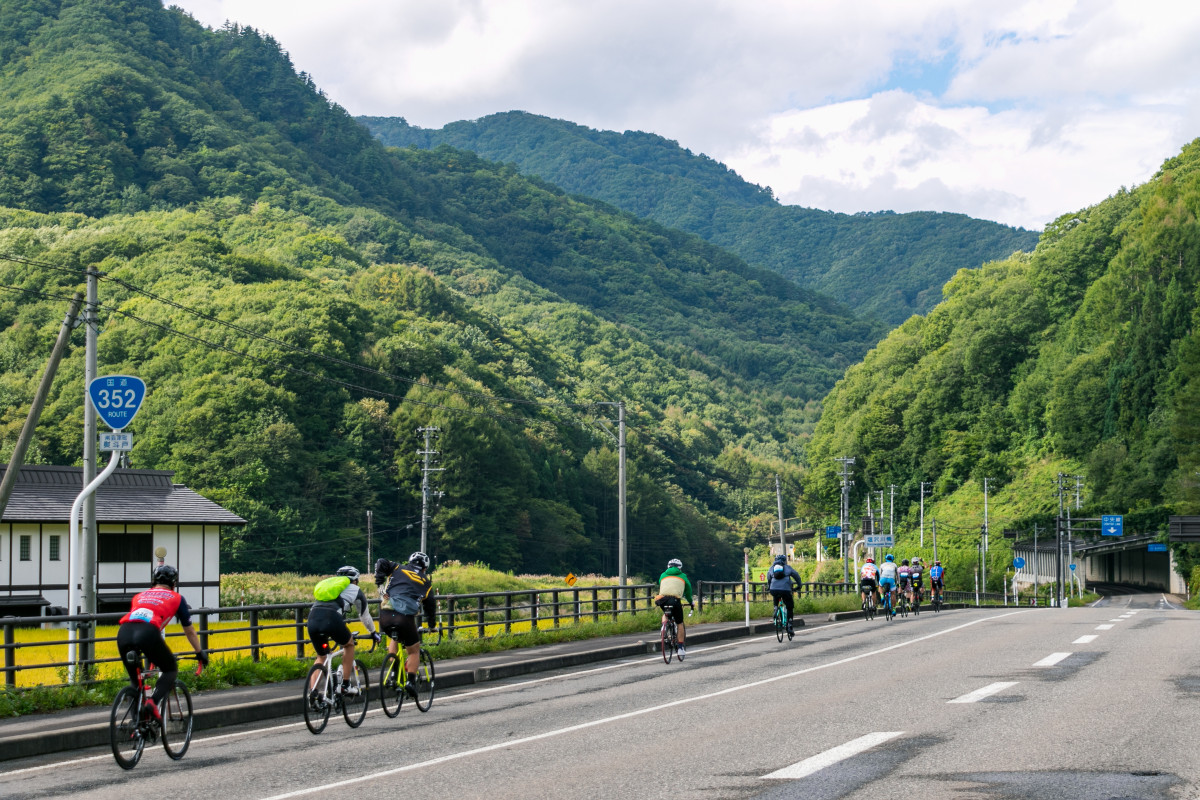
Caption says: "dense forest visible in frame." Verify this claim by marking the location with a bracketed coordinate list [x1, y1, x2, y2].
[362, 112, 1040, 326]
[802, 139, 1200, 589]
[0, 0, 879, 580]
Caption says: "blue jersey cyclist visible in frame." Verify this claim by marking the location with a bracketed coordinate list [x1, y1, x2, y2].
[767, 555, 801, 638]
[929, 560, 945, 603]
[878, 554, 898, 606]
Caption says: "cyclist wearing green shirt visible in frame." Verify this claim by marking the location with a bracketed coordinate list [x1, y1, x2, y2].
[655, 559, 694, 656]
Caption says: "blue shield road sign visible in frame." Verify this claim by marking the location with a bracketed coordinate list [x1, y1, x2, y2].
[825, 525, 840, 539]
[1101, 514, 1123, 537]
[1148, 543, 1167, 552]
[1069, 563, 1076, 571]
[1013, 557, 1026, 569]
[88, 375, 146, 431]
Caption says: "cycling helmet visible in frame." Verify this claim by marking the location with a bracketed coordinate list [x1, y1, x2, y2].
[151, 564, 179, 589]
[408, 551, 431, 571]
[774, 555, 787, 564]
[667, 558, 682, 569]
[901, 559, 910, 566]
[335, 565, 360, 582]
[865, 556, 874, 563]
[885, 554, 895, 562]
[934, 560, 941, 565]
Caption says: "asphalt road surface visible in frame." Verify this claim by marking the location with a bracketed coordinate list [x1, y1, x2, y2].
[4, 592, 1196, 799]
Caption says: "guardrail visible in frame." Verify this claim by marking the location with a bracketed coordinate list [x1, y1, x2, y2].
[0, 580, 1008, 688]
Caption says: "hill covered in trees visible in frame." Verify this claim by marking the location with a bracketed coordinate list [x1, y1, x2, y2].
[802, 139, 1200, 589]
[362, 111, 1040, 325]
[0, 0, 881, 579]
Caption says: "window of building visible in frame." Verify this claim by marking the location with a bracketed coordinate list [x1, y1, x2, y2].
[49, 534, 61, 561]
[19, 535, 31, 561]
[98, 533, 153, 563]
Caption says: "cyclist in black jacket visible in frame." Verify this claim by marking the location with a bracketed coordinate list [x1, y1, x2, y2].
[375, 552, 437, 697]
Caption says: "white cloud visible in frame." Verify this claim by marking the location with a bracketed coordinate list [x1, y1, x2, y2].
[170, 0, 1200, 229]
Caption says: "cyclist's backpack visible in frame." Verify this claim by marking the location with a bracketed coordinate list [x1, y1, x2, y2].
[771, 563, 786, 579]
[313, 575, 351, 601]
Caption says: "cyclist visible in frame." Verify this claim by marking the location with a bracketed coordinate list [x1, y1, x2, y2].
[859, 556, 880, 609]
[655, 558, 694, 656]
[910, 557, 925, 608]
[307, 566, 379, 699]
[897, 559, 914, 606]
[878, 554, 898, 611]
[116, 565, 208, 722]
[374, 552, 437, 698]
[767, 554, 801, 638]
[929, 559, 945, 605]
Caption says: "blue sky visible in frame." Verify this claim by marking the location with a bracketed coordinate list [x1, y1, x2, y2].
[172, 1, 1200, 230]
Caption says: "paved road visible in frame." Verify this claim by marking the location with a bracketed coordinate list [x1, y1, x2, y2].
[3, 594, 1196, 799]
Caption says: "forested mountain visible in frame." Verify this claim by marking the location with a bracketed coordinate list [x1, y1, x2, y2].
[0, 0, 875, 579]
[361, 112, 1041, 325]
[803, 140, 1200, 588]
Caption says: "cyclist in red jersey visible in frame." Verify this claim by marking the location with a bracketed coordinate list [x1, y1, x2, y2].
[116, 565, 208, 721]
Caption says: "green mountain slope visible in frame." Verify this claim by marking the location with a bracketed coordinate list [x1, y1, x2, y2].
[0, 0, 853, 579]
[803, 139, 1200, 588]
[361, 111, 1040, 325]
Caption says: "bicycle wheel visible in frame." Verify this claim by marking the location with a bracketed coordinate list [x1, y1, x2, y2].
[110, 687, 144, 770]
[161, 683, 193, 760]
[414, 648, 435, 712]
[341, 659, 369, 728]
[660, 623, 673, 664]
[303, 662, 332, 734]
[774, 606, 785, 642]
[380, 653, 404, 718]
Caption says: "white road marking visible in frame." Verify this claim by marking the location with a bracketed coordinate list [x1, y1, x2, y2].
[1109, 618, 1125, 622]
[761, 732, 905, 780]
[948, 681, 1019, 703]
[1032, 652, 1071, 667]
[256, 611, 1030, 798]
[1096, 624, 1114, 630]
[1160, 595, 1180, 610]
[1073, 635, 1098, 644]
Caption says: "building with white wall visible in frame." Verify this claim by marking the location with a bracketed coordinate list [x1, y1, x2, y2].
[0, 465, 245, 617]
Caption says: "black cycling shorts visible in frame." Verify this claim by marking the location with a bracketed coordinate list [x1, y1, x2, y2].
[656, 596, 684, 624]
[931, 579, 944, 590]
[859, 577, 877, 590]
[307, 606, 352, 655]
[379, 608, 421, 648]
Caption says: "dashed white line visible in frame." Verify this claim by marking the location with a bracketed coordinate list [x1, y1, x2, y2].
[1032, 652, 1071, 667]
[761, 732, 905, 780]
[1073, 635, 1098, 644]
[1096, 624, 1114, 630]
[948, 681, 1019, 704]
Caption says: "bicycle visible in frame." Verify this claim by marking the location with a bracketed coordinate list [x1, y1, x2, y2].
[109, 652, 201, 770]
[657, 600, 690, 663]
[882, 588, 895, 621]
[912, 587, 922, 616]
[932, 590, 943, 613]
[303, 634, 374, 734]
[773, 599, 792, 642]
[897, 589, 910, 618]
[380, 627, 440, 717]
[860, 588, 876, 621]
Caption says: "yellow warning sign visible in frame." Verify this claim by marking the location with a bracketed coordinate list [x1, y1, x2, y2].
[565, 572, 577, 586]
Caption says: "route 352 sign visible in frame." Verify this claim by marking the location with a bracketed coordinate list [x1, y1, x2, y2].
[88, 375, 146, 431]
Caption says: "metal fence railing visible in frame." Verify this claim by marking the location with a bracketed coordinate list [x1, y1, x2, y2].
[0, 580, 1007, 689]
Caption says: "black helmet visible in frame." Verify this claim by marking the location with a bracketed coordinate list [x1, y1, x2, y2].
[774, 555, 787, 564]
[152, 564, 179, 589]
[901, 559, 910, 566]
[408, 551, 430, 571]
[336, 565, 360, 582]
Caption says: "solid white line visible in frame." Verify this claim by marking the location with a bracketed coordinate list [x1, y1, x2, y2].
[1095, 624, 1114, 630]
[1032, 652, 1071, 667]
[1073, 635, 1098, 644]
[1160, 595, 1179, 610]
[761, 732, 904, 780]
[948, 681, 1018, 704]
[257, 611, 1030, 799]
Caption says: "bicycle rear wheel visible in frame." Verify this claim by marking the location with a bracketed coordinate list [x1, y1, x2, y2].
[774, 606, 785, 642]
[414, 648, 435, 712]
[341, 658, 369, 728]
[161, 683, 193, 760]
[110, 687, 144, 770]
[380, 653, 404, 718]
[660, 623, 673, 664]
[303, 662, 332, 734]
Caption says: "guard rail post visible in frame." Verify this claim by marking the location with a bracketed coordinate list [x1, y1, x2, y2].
[504, 592, 513, 634]
[3, 622, 14, 687]
[610, 587, 619, 622]
[591, 587, 599, 623]
[446, 597, 456, 639]
[197, 611, 209, 654]
[697, 580, 704, 613]
[293, 607, 304, 659]
[477, 596, 486, 639]
[531, 591, 540, 633]
[551, 590, 560, 628]
[249, 609, 260, 662]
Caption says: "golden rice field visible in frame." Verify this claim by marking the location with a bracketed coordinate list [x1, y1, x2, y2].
[7, 613, 597, 688]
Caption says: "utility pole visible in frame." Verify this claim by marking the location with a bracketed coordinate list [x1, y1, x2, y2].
[775, 474, 787, 561]
[919, 481, 931, 547]
[1073, 475, 1084, 511]
[366, 510, 373, 567]
[1033, 523, 1040, 603]
[1054, 472, 1066, 607]
[80, 267, 99, 673]
[888, 484, 896, 539]
[932, 517, 938, 563]
[834, 457, 855, 584]
[594, 402, 627, 600]
[417, 426, 444, 555]
[982, 477, 993, 592]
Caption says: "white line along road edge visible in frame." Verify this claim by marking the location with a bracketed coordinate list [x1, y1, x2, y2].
[761, 732, 905, 780]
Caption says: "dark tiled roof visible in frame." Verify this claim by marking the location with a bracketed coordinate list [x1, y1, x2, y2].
[0, 465, 246, 525]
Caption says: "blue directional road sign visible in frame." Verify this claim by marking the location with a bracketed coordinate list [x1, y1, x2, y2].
[1069, 563, 1077, 571]
[1013, 557, 1026, 569]
[88, 375, 146, 431]
[1148, 543, 1167, 552]
[1101, 514, 1123, 537]
[825, 525, 841, 539]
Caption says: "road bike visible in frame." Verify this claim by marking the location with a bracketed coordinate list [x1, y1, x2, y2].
[657, 600, 690, 663]
[380, 626, 440, 717]
[303, 634, 374, 734]
[773, 599, 792, 642]
[932, 591, 943, 613]
[912, 587, 922, 616]
[109, 651, 201, 770]
[860, 587, 876, 621]
[896, 590, 910, 618]
[882, 588, 895, 621]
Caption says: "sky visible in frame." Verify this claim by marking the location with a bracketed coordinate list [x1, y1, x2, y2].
[170, 0, 1200, 231]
